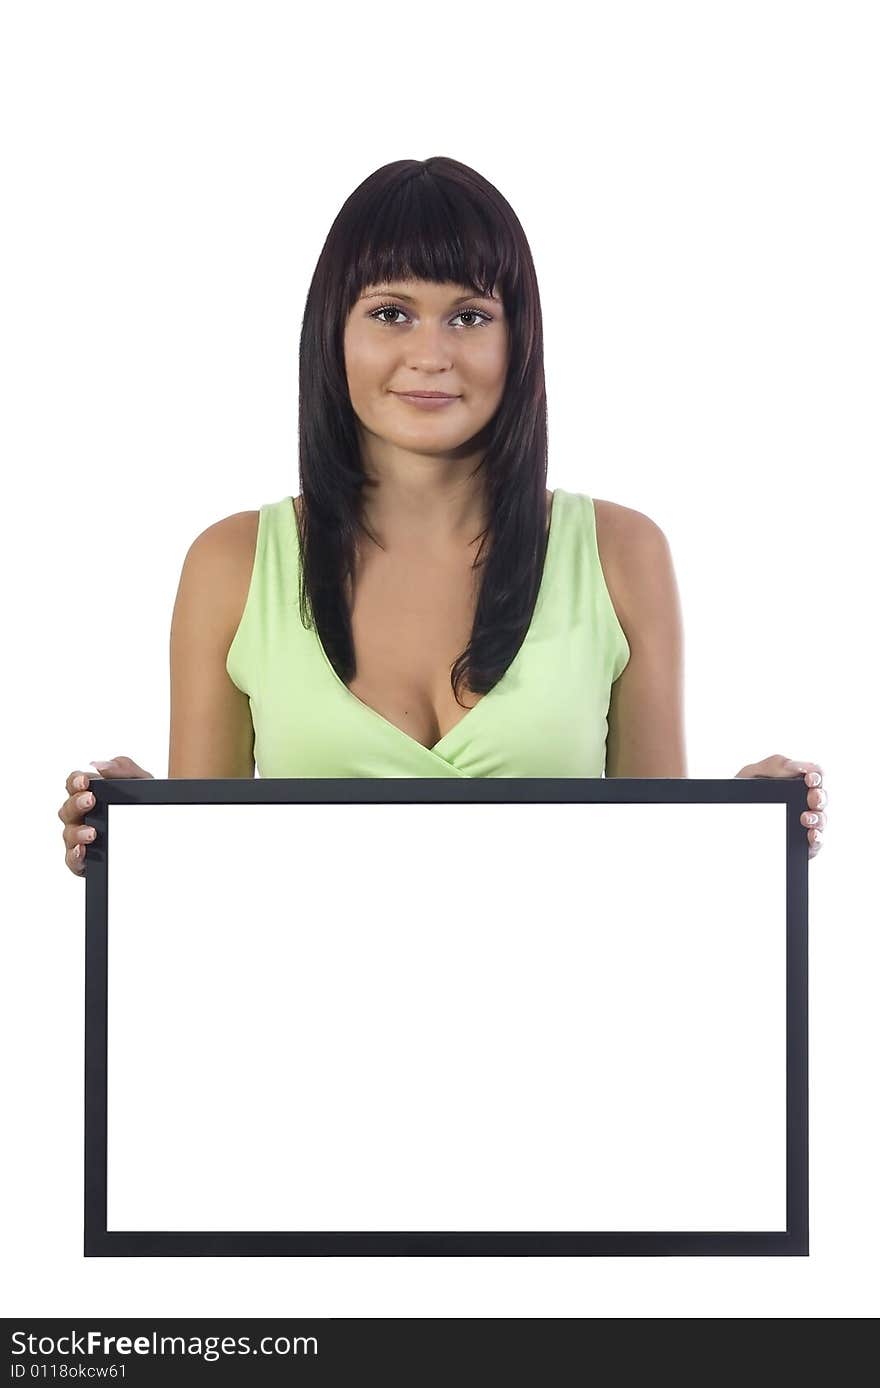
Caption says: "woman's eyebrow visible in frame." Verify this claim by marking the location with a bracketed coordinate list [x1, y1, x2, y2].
[360, 288, 499, 304]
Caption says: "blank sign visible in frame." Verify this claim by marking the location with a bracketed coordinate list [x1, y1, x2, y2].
[83, 777, 808, 1256]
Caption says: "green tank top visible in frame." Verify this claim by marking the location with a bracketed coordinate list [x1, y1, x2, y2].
[225, 488, 630, 778]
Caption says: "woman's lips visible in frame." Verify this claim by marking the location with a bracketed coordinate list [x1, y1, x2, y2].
[392, 392, 460, 410]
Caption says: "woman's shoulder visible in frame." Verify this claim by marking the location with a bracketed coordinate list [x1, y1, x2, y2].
[181, 507, 263, 644]
[591, 493, 665, 541]
[188, 507, 262, 573]
[590, 497, 672, 641]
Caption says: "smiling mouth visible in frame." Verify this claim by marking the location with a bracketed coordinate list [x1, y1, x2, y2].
[391, 392, 461, 410]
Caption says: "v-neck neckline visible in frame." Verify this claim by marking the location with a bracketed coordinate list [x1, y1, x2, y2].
[285, 488, 563, 759]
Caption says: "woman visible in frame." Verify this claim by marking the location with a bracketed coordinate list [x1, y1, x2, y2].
[58, 156, 826, 871]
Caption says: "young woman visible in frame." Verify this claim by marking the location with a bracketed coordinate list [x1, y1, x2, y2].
[59, 155, 826, 872]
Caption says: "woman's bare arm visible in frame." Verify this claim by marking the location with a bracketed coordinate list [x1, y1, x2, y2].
[168, 511, 259, 779]
[598, 502, 688, 779]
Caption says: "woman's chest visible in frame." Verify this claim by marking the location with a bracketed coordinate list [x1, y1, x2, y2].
[342, 492, 556, 751]
[346, 550, 484, 750]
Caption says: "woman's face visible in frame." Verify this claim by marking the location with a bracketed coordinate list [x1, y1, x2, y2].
[343, 279, 509, 456]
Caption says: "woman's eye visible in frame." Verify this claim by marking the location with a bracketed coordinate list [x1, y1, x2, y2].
[369, 304, 492, 328]
[453, 309, 492, 327]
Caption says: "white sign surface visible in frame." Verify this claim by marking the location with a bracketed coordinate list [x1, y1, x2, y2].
[104, 800, 787, 1233]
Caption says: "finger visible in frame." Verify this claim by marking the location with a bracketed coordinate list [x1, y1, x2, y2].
[57, 786, 96, 825]
[807, 786, 827, 810]
[801, 810, 826, 831]
[65, 842, 86, 874]
[65, 768, 96, 795]
[62, 819, 97, 850]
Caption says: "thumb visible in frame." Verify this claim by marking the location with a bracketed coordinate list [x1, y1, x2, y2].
[89, 756, 152, 779]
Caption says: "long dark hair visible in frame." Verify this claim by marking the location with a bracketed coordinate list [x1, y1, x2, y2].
[296, 155, 549, 709]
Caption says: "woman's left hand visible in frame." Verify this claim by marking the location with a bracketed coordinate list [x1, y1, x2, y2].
[735, 754, 826, 860]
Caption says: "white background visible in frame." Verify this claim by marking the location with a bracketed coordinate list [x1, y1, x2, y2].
[2, 0, 875, 1316]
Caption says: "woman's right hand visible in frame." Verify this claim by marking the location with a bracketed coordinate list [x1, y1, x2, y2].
[59, 756, 154, 878]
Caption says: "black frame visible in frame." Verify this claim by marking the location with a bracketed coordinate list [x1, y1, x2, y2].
[84, 776, 808, 1257]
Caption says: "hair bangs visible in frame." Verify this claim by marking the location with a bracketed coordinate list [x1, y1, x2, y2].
[342, 166, 516, 311]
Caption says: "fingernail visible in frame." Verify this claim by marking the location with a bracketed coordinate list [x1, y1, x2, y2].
[72, 845, 80, 860]
[73, 775, 85, 790]
[91, 760, 115, 771]
[807, 772, 821, 786]
[806, 813, 818, 824]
